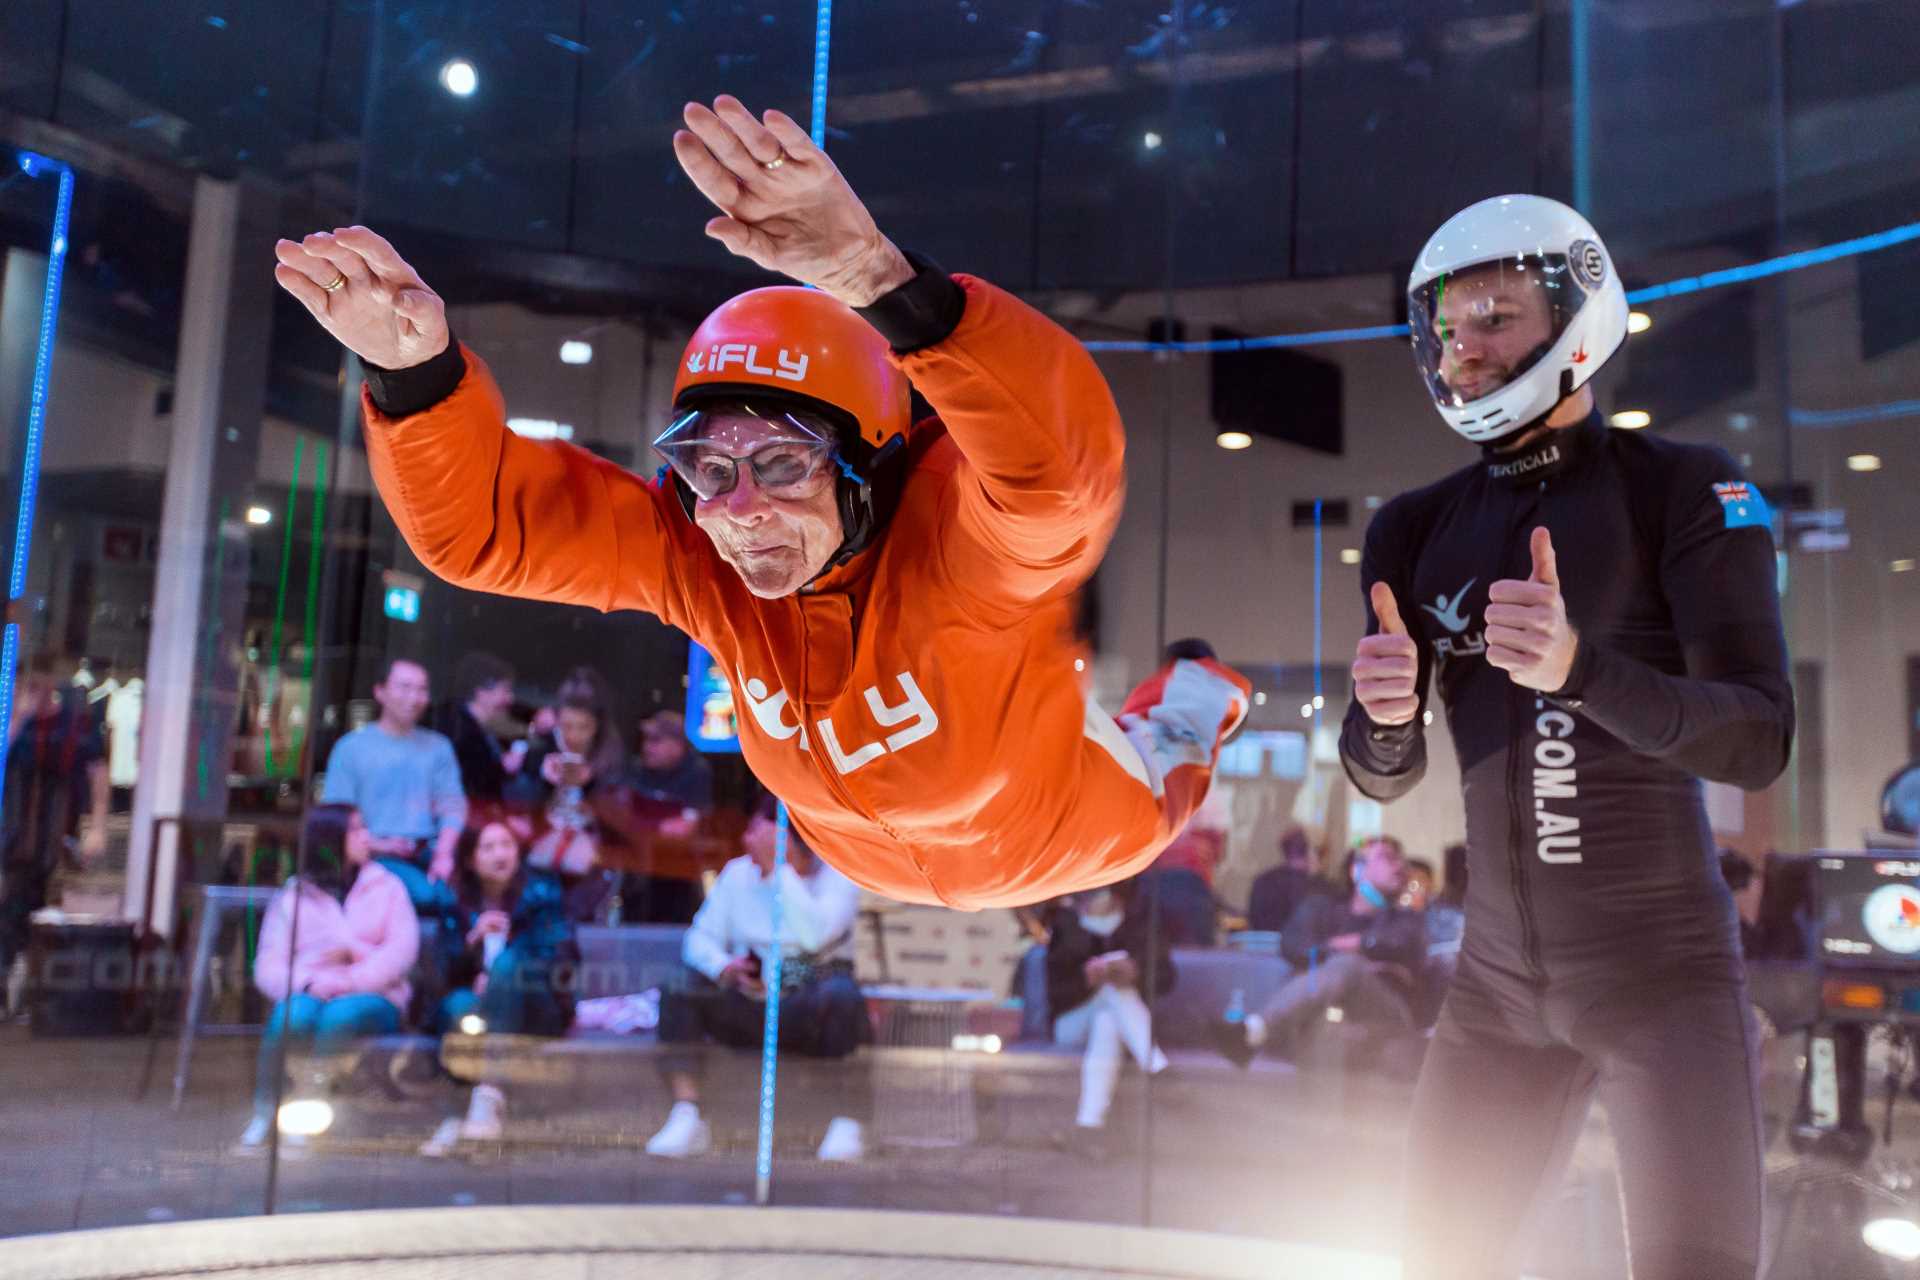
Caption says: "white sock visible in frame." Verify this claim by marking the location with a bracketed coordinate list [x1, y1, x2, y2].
[1244, 1013, 1268, 1048]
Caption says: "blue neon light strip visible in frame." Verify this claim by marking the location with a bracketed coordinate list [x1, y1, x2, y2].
[1624, 221, 1920, 305]
[754, 800, 791, 1205]
[9, 154, 71, 599]
[1789, 398, 1920, 429]
[1082, 218, 1920, 354]
[1084, 323, 1410, 353]
[0, 152, 75, 820]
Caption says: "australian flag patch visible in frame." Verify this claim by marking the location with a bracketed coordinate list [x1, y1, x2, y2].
[1712, 480, 1773, 531]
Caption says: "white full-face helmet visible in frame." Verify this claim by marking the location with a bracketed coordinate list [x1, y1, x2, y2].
[1407, 195, 1628, 445]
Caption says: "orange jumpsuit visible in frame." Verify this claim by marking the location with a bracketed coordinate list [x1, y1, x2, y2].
[362, 275, 1245, 909]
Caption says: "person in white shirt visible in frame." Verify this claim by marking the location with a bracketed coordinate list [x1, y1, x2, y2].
[645, 795, 868, 1162]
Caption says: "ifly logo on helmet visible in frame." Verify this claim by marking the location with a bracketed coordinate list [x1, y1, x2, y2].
[686, 343, 810, 383]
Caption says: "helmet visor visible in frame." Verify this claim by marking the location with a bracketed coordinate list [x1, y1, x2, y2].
[1409, 254, 1589, 410]
[653, 402, 839, 503]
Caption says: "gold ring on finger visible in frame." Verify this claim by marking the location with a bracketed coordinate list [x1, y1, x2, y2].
[761, 154, 787, 172]
[321, 272, 348, 293]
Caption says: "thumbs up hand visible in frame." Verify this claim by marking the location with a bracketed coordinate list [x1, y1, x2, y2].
[1354, 581, 1421, 726]
[1485, 527, 1579, 692]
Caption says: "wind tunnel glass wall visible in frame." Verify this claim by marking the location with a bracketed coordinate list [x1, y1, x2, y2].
[0, 2, 1918, 1277]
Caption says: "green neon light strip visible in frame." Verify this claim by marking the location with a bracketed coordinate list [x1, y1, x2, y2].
[263, 438, 304, 776]
[299, 441, 329, 772]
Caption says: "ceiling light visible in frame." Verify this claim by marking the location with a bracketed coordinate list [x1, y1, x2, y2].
[1893, 559, 1916, 574]
[1863, 1218, 1920, 1262]
[1216, 430, 1253, 450]
[439, 58, 478, 97]
[1847, 453, 1882, 472]
[245, 506, 272, 526]
[1253, 691, 1267, 706]
[1339, 548, 1361, 565]
[559, 339, 593, 365]
[1299, 703, 1313, 719]
[507, 417, 574, 441]
[1626, 311, 1652, 334]
[1609, 409, 1652, 430]
[1143, 131, 1163, 150]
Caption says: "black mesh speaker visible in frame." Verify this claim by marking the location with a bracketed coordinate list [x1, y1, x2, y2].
[1210, 327, 1344, 455]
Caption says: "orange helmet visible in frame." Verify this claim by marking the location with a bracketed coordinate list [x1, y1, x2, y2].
[669, 286, 910, 456]
[657, 286, 915, 571]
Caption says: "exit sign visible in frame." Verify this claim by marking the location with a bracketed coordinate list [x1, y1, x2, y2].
[383, 586, 420, 623]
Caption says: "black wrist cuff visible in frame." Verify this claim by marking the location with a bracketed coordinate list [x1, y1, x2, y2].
[364, 335, 466, 419]
[854, 250, 966, 354]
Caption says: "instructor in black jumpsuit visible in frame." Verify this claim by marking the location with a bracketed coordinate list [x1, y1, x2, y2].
[1343, 195, 1794, 1280]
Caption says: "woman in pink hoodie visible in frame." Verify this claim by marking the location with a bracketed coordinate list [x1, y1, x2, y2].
[240, 802, 421, 1146]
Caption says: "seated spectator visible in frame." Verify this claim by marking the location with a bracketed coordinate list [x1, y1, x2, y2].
[420, 815, 579, 1155]
[1245, 824, 1333, 935]
[241, 803, 419, 1146]
[2, 654, 107, 992]
[622, 710, 717, 924]
[508, 667, 631, 922]
[1720, 849, 1762, 957]
[1216, 836, 1424, 1067]
[1422, 842, 1469, 1012]
[1043, 879, 1174, 1155]
[430, 652, 529, 808]
[320, 658, 467, 909]
[1402, 857, 1436, 910]
[647, 796, 867, 1162]
[1133, 639, 1232, 946]
[1439, 842, 1468, 908]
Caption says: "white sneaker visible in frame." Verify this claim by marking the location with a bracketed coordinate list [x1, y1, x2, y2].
[418, 1117, 464, 1158]
[645, 1101, 711, 1158]
[816, 1116, 865, 1163]
[237, 1113, 272, 1148]
[418, 1120, 462, 1159]
[460, 1085, 505, 1141]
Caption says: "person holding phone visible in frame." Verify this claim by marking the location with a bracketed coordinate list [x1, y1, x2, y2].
[507, 668, 630, 922]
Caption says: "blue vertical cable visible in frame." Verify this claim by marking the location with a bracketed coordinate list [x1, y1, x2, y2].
[1312, 499, 1324, 724]
[809, 0, 833, 149]
[0, 152, 74, 819]
[754, 801, 791, 1205]
[754, 0, 832, 1207]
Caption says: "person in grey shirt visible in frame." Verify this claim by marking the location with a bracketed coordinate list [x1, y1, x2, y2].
[321, 658, 467, 904]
